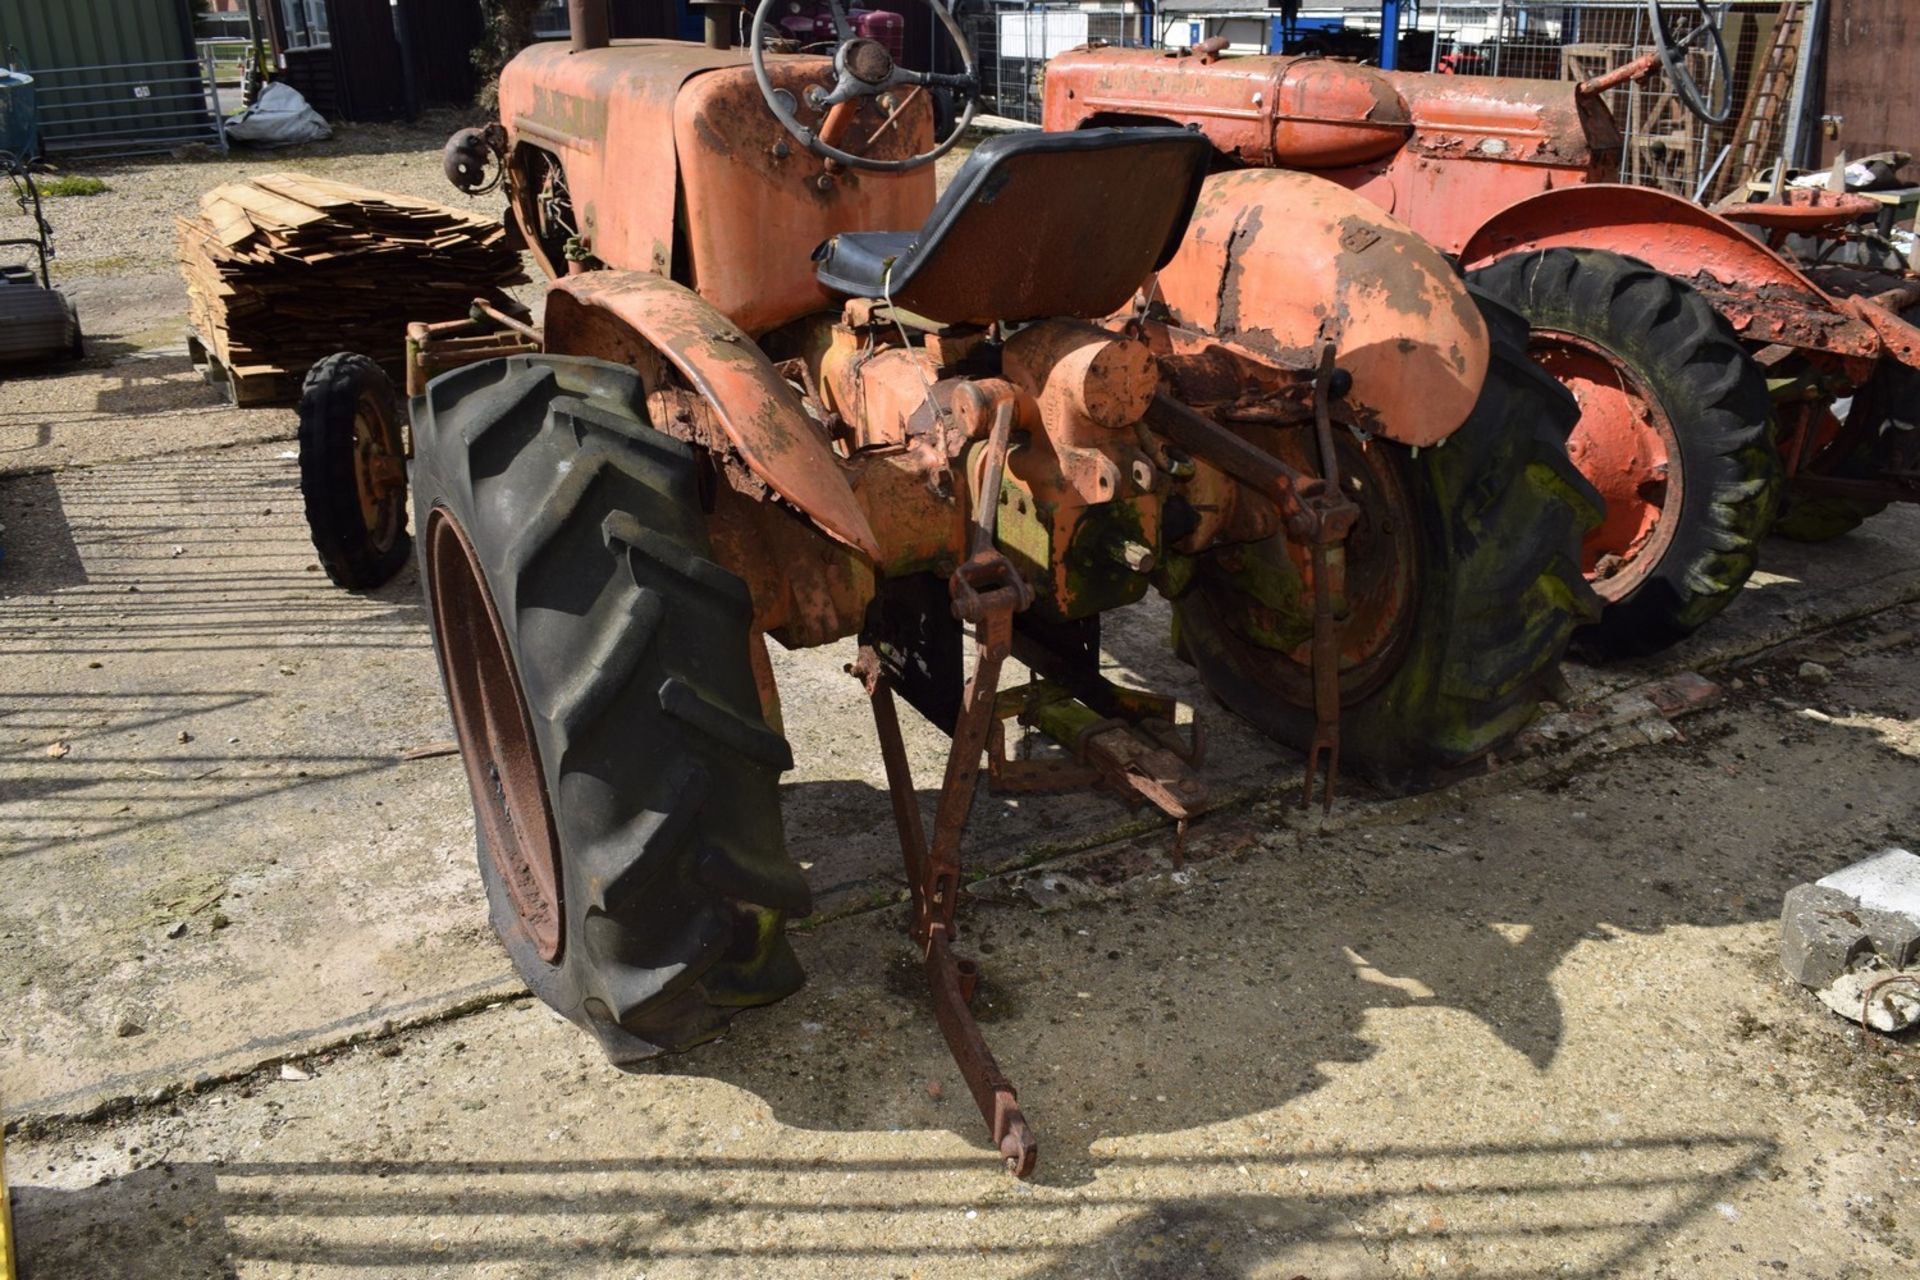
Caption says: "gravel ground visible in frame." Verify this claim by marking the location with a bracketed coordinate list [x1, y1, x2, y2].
[38, 111, 492, 283]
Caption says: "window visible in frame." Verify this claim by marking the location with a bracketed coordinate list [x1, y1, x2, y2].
[278, 0, 333, 51]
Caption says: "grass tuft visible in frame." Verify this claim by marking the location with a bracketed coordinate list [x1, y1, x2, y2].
[36, 175, 110, 197]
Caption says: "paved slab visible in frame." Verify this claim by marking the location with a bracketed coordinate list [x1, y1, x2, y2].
[5, 428, 1920, 1123]
[8, 661, 1919, 1277]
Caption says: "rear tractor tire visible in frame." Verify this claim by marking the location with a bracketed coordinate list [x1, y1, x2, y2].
[411, 354, 811, 1064]
[1173, 292, 1604, 793]
[1469, 247, 1781, 659]
[298, 352, 412, 590]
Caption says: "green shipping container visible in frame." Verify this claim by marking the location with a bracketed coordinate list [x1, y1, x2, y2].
[0, 0, 221, 156]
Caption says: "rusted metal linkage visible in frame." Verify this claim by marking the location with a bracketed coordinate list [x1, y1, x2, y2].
[852, 611, 1037, 1177]
[1143, 362, 1359, 811]
[986, 680, 1207, 866]
[1145, 391, 1325, 539]
[1301, 343, 1353, 813]
[1576, 50, 1661, 99]
[849, 388, 1039, 1177]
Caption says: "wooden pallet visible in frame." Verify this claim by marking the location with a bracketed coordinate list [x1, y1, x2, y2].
[186, 329, 292, 408]
[177, 173, 526, 407]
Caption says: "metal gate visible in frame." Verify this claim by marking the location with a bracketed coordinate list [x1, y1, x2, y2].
[964, 2, 1146, 124]
[29, 53, 226, 159]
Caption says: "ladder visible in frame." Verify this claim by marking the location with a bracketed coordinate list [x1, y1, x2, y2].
[1713, 0, 1811, 202]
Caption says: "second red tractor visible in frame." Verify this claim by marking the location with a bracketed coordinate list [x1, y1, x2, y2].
[1045, 1, 1920, 658]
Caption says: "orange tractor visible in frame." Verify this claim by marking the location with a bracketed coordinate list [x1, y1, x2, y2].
[297, 0, 1602, 1174]
[1046, 0, 1920, 658]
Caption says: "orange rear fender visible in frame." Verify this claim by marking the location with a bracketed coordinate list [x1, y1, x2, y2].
[1155, 169, 1489, 447]
[1459, 185, 1884, 360]
[544, 271, 881, 562]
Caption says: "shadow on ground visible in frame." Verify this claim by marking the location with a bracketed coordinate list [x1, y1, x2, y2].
[11, 1131, 1776, 1280]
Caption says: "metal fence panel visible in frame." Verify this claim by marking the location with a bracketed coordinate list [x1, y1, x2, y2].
[0, 0, 227, 155]
[966, 2, 1146, 124]
[1425, 1, 1807, 200]
[29, 56, 225, 159]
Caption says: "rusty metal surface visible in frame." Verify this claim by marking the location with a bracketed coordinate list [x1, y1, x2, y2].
[1300, 344, 1349, 814]
[568, 0, 610, 53]
[1532, 332, 1682, 601]
[500, 40, 934, 334]
[672, 63, 935, 334]
[1042, 47, 1411, 170]
[1145, 392, 1321, 536]
[544, 271, 882, 561]
[986, 678, 1208, 864]
[1152, 169, 1489, 447]
[1844, 293, 1920, 374]
[1459, 185, 1886, 360]
[424, 509, 565, 964]
[1576, 50, 1662, 100]
[1722, 188, 1882, 238]
[1043, 47, 1608, 256]
[499, 40, 750, 279]
[847, 393, 1041, 1175]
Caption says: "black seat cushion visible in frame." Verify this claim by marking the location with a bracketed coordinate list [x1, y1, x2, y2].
[814, 127, 1212, 326]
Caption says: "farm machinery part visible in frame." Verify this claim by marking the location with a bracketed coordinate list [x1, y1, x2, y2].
[1044, 0, 1920, 658]
[297, 0, 1599, 1176]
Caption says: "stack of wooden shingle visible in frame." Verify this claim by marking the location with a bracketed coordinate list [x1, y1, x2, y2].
[178, 172, 525, 405]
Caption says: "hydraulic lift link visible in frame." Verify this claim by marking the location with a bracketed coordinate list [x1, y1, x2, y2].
[853, 392, 1039, 1177]
[1302, 341, 1356, 813]
[1143, 351, 1359, 812]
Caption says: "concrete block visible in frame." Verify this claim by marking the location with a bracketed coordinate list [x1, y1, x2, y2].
[1782, 849, 1920, 1031]
[1780, 883, 1875, 989]
[1817, 847, 1920, 916]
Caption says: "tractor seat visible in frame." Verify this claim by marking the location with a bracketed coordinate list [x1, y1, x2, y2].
[813, 127, 1212, 327]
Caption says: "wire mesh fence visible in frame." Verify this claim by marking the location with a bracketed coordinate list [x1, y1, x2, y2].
[1425, 1, 1809, 201]
[963, 2, 1146, 124]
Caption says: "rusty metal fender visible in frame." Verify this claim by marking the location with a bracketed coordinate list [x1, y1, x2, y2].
[1458, 185, 1884, 359]
[545, 271, 881, 562]
[1846, 294, 1920, 373]
[1154, 168, 1490, 446]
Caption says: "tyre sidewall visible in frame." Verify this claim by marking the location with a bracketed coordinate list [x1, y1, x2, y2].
[298, 352, 411, 590]
[1470, 248, 1781, 657]
[410, 356, 806, 1063]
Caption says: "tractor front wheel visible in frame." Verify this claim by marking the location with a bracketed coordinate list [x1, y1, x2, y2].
[1173, 293, 1604, 793]
[411, 354, 811, 1064]
[298, 353, 412, 590]
[1469, 247, 1781, 658]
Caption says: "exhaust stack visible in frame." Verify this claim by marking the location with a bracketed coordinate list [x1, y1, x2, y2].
[569, 0, 610, 53]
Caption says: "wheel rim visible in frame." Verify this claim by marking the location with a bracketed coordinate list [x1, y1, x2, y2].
[1212, 432, 1419, 704]
[426, 507, 564, 962]
[1532, 331, 1683, 603]
[351, 397, 405, 553]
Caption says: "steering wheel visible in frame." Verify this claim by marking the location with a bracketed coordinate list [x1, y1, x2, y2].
[1645, 0, 1733, 125]
[750, 0, 981, 172]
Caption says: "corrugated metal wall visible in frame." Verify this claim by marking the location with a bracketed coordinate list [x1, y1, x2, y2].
[0, 0, 193, 69]
[0, 0, 217, 155]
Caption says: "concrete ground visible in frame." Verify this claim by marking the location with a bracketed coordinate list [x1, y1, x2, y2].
[2, 124, 1918, 1279]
